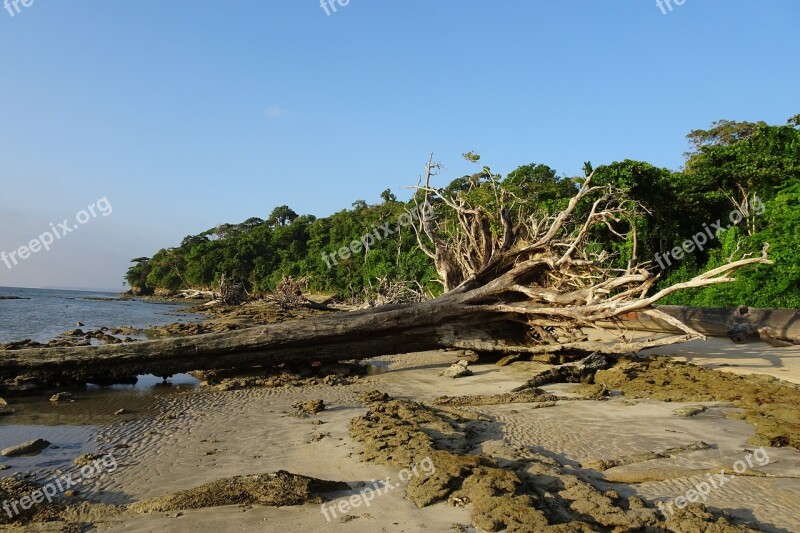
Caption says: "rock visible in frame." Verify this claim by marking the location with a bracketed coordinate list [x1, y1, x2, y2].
[440, 360, 473, 379]
[672, 405, 707, 417]
[0, 339, 43, 350]
[495, 354, 521, 367]
[306, 432, 330, 443]
[127, 471, 350, 512]
[0, 397, 6, 407]
[64, 489, 79, 497]
[0, 465, 9, 470]
[74, 453, 104, 466]
[292, 400, 325, 415]
[2, 438, 51, 457]
[114, 408, 128, 415]
[66, 328, 85, 336]
[76, 322, 84, 327]
[461, 350, 480, 362]
[358, 390, 390, 403]
[49, 392, 74, 402]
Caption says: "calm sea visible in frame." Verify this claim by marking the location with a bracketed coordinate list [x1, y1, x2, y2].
[0, 286, 200, 343]
[0, 287, 204, 473]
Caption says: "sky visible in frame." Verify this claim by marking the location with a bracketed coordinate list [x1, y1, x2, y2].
[0, 0, 798, 290]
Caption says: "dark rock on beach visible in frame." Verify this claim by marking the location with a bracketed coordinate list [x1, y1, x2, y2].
[2, 438, 51, 457]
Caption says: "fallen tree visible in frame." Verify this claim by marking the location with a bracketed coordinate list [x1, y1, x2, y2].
[0, 156, 772, 390]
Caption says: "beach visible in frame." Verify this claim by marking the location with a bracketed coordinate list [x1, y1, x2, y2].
[2, 331, 799, 532]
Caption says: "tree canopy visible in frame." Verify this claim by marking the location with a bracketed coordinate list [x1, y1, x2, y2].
[126, 115, 800, 308]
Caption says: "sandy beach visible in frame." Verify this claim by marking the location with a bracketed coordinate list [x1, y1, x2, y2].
[2, 336, 799, 532]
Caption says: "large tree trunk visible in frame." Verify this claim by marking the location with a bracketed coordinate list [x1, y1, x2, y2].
[0, 254, 769, 389]
[0, 160, 772, 390]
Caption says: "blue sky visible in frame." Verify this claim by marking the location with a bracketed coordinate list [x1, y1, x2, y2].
[0, 0, 798, 290]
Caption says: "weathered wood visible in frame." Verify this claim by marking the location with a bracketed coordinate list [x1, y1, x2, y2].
[0, 165, 773, 390]
[511, 352, 614, 391]
[0, 301, 463, 384]
[618, 305, 800, 344]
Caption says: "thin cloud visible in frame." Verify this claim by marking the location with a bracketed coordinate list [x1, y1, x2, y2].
[263, 105, 289, 119]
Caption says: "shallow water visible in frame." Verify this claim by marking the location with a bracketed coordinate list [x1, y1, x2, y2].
[0, 286, 201, 343]
[0, 288, 209, 476]
[0, 374, 200, 475]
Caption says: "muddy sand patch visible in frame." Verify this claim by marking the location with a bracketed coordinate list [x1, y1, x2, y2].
[576, 357, 800, 449]
[349, 392, 762, 532]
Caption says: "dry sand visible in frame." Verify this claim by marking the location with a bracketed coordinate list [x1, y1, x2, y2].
[2, 341, 800, 532]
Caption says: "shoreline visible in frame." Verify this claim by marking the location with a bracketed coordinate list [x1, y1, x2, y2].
[2, 347, 800, 531]
[2, 304, 800, 531]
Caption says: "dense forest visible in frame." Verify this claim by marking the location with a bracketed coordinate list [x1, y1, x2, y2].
[126, 115, 800, 309]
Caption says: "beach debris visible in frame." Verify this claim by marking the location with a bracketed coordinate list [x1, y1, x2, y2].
[74, 453, 104, 466]
[292, 399, 325, 415]
[673, 405, 708, 417]
[582, 441, 712, 471]
[2, 438, 51, 457]
[512, 352, 613, 391]
[49, 392, 74, 402]
[440, 360, 473, 379]
[270, 275, 306, 310]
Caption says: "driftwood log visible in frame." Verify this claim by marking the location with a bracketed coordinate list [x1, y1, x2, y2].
[618, 305, 800, 345]
[0, 158, 772, 389]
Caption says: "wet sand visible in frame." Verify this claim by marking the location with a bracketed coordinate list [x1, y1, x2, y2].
[2, 344, 800, 532]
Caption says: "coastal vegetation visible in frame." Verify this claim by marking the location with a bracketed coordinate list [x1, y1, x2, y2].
[126, 116, 800, 308]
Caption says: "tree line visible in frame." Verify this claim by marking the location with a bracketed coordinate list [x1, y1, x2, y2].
[126, 115, 800, 309]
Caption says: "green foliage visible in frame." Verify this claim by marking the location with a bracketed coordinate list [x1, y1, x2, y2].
[127, 116, 800, 309]
[685, 119, 767, 155]
[661, 182, 800, 308]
